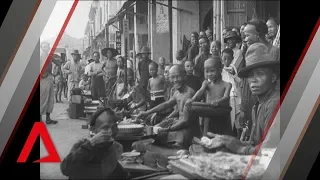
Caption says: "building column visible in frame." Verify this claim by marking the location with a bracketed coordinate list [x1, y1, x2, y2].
[134, 4, 139, 54]
[149, 0, 156, 60]
[172, 1, 199, 64]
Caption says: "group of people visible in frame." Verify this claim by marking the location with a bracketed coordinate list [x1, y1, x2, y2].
[57, 17, 280, 179]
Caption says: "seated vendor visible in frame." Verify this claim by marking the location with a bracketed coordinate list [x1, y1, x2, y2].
[202, 43, 280, 155]
[79, 74, 90, 91]
[136, 65, 200, 149]
[60, 108, 129, 179]
[127, 84, 148, 112]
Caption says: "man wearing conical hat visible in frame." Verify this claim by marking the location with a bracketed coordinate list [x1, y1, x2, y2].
[204, 43, 280, 155]
[101, 47, 118, 98]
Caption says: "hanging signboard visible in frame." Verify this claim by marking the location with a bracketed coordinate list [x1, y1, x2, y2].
[123, 19, 129, 39]
[116, 31, 121, 54]
[156, 0, 169, 33]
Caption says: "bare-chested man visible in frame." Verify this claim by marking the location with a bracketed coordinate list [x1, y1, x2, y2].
[185, 57, 232, 137]
[101, 48, 118, 98]
[148, 62, 166, 109]
[137, 65, 200, 149]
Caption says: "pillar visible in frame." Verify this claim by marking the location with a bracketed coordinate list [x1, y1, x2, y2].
[172, 1, 199, 64]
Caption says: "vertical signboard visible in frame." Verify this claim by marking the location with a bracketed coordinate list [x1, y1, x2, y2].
[156, 0, 169, 33]
[116, 31, 121, 54]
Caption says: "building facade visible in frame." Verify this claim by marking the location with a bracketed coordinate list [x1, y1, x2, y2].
[84, 0, 280, 64]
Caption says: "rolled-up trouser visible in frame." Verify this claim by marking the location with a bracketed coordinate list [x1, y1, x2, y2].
[91, 76, 105, 100]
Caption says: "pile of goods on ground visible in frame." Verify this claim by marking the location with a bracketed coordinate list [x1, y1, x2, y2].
[184, 152, 266, 180]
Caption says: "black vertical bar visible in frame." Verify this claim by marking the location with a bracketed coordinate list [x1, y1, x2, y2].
[168, 0, 173, 63]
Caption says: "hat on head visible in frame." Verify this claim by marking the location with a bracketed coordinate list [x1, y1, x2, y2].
[224, 31, 242, 43]
[238, 43, 279, 78]
[101, 47, 118, 58]
[137, 46, 151, 56]
[71, 50, 81, 55]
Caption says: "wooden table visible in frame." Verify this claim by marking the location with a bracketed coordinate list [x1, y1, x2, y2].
[169, 160, 207, 180]
[119, 161, 170, 179]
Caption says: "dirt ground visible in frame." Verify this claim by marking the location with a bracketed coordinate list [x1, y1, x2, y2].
[40, 98, 89, 179]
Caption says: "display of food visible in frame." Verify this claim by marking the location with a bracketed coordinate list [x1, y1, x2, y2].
[117, 123, 144, 135]
[183, 152, 266, 180]
[121, 151, 141, 164]
[193, 135, 224, 149]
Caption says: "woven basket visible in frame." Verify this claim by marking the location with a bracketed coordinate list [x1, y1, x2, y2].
[118, 124, 144, 135]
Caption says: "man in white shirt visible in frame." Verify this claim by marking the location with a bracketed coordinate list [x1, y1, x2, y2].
[84, 58, 94, 75]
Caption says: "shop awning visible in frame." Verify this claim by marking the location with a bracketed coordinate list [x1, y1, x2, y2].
[106, 0, 136, 26]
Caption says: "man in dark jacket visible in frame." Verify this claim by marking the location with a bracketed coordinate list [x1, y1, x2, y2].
[60, 108, 129, 179]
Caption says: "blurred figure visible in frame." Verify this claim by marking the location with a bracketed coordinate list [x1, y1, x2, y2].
[266, 17, 279, 45]
[158, 57, 166, 76]
[185, 32, 199, 62]
[210, 40, 222, 57]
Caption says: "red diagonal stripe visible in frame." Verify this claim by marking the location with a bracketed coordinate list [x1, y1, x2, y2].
[242, 18, 320, 180]
[0, 0, 79, 163]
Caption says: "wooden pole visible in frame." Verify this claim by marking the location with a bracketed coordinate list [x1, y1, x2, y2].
[124, 15, 128, 91]
[168, 0, 173, 63]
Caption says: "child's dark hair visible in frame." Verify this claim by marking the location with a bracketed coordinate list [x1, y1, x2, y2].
[149, 61, 158, 69]
[184, 60, 194, 66]
[89, 107, 116, 127]
[117, 56, 125, 62]
[222, 48, 234, 57]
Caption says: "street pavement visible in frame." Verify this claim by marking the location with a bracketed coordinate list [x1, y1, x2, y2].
[40, 98, 89, 179]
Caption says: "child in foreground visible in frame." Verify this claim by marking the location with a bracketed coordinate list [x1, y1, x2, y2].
[185, 56, 233, 137]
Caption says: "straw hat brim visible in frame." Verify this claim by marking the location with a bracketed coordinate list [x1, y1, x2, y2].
[238, 61, 280, 78]
[101, 48, 118, 57]
[136, 52, 151, 56]
[224, 35, 242, 43]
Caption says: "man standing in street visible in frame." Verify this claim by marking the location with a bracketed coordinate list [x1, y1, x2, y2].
[63, 50, 84, 101]
[101, 47, 118, 98]
[40, 42, 62, 124]
[137, 46, 153, 91]
[88, 52, 105, 100]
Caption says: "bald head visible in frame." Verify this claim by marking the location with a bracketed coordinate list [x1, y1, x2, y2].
[169, 64, 185, 76]
[169, 64, 186, 89]
[204, 56, 222, 69]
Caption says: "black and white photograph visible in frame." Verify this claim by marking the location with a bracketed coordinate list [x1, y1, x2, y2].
[40, 0, 280, 179]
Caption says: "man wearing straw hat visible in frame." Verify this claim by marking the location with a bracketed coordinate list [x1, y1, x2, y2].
[62, 49, 84, 101]
[101, 47, 119, 98]
[137, 46, 153, 90]
[40, 41, 62, 124]
[203, 43, 280, 155]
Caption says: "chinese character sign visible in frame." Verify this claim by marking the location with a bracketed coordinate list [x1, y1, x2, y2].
[156, 0, 169, 33]
[116, 31, 121, 54]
